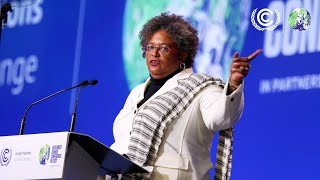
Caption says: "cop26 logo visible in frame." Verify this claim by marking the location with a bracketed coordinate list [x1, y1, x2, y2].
[251, 8, 280, 31]
[39, 145, 50, 165]
[0, 148, 12, 166]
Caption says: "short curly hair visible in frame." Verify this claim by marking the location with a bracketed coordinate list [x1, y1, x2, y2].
[139, 13, 199, 68]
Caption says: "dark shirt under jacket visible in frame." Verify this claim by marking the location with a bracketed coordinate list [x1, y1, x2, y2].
[137, 68, 181, 108]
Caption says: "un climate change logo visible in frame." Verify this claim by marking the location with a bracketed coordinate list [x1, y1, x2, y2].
[251, 8, 280, 31]
[0, 148, 12, 166]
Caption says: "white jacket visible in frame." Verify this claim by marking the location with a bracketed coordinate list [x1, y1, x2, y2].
[110, 68, 244, 179]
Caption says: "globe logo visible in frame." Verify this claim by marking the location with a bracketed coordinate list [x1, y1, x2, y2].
[288, 8, 311, 31]
[0, 148, 12, 166]
[123, 0, 252, 90]
[39, 144, 50, 165]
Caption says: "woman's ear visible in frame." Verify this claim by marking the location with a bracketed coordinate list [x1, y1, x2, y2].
[179, 51, 188, 61]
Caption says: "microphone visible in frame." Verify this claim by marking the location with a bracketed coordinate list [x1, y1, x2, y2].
[19, 80, 89, 135]
[89, 80, 98, 85]
[69, 80, 98, 132]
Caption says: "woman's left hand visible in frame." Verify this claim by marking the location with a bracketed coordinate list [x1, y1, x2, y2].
[229, 49, 263, 88]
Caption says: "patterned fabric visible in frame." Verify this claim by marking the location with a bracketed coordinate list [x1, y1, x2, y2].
[214, 128, 234, 180]
[125, 73, 224, 178]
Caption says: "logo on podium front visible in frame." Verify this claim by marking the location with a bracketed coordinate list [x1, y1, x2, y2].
[39, 144, 50, 165]
[38, 144, 63, 166]
[0, 148, 12, 166]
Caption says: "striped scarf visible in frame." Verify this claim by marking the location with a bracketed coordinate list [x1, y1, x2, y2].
[214, 128, 234, 180]
[126, 73, 233, 179]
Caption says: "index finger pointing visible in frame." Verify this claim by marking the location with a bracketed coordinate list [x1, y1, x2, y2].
[247, 49, 263, 61]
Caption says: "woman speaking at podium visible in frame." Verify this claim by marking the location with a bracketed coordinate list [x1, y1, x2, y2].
[103, 13, 261, 179]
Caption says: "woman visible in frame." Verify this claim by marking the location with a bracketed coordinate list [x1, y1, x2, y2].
[109, 13, 261, 179]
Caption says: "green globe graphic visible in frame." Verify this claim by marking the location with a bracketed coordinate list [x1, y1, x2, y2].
[288, 8, 311, 31]
[123, 0, 252, 90]
[39, 144, 50, 165]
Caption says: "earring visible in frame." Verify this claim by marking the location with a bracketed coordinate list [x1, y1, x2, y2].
[180, 62, 186, 70]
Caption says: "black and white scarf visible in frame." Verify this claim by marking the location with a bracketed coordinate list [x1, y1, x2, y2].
[126, 73, 234, 179]
[214, 128, 234, 180]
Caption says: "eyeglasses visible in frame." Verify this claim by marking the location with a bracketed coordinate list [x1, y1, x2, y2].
[143, 45, 176, 54]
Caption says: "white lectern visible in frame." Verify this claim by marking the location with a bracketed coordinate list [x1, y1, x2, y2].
[0, 132, 148, 180]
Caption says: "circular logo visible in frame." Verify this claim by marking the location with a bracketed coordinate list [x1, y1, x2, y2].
[251, 8, 280, 31]
[123, 0, 252, 89]
[39, 144, 50, 165]
[288, 8, 311, 31]
[0, 148, 12, 166]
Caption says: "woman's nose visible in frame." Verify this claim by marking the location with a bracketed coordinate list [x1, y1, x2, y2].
[151, 48, 160, 56]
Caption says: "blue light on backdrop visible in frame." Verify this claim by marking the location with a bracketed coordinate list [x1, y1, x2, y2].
[0, 0, 319, 179]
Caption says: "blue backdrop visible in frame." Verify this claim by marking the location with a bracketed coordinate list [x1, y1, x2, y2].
[0, 0, 319, 179]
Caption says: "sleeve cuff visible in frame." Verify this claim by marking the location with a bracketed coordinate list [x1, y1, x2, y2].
[223, 77, 244, 96]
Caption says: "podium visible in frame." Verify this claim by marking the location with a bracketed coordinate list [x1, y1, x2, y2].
[0, 132, 149, 180]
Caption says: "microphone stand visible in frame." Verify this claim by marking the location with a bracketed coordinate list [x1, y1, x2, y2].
[69, 87, 81, 132]
[69, 80, 98, 132]
[19, 80, 89, 135]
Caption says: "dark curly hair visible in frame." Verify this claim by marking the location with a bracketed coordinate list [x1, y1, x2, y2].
[139, 13, 199, 68]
